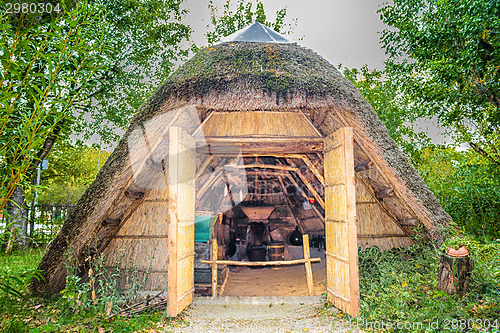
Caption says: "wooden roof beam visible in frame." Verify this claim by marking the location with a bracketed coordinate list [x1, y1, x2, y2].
[285, 158, 325, 210]
[197, 137, 324, 155]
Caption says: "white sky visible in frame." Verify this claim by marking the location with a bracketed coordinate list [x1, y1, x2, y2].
[83, 0, 452, 149]
[181, 0, 451, 146]
[182, 0, 389, 70]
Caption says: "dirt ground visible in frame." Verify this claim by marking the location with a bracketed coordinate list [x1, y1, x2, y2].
[222, 261, 326, 296]
[166, 297, 355, 333]
[222, 247, 326, 297]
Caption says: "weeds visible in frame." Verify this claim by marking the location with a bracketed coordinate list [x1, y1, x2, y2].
[0, 249, 179, 332]
[350, 239, 500, 332]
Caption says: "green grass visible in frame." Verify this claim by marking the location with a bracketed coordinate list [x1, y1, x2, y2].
[338, 238, 500, 332]
[2, 235, 499, 333]
[0, 249, 183, 333]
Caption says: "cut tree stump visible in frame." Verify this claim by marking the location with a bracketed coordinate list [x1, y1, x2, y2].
[437, 251, 473, 295]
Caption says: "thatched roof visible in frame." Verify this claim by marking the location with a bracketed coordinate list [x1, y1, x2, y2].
[31, 39, 452, 296]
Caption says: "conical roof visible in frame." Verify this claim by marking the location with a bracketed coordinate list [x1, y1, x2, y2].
[217, 22, 292, 44]
[31, 32, 453, 297]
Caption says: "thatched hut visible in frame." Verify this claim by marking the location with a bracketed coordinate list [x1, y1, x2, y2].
[31, 23, 452, 317]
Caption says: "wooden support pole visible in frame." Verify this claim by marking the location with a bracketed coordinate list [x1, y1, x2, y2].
[303, 234, 314, 296]
[196, 155, 213, 179]
[211, 238, 218, 297]
[124, 189, 145, 200]
[354, 161, 374, 173]
[375, 188, 394, 199]
[285, 174, 324, 225]
[398, 218, 418, 227]
[286, 158, 325, 209]
[101, 219, 121, 227]
[298, 155, 325, 185]
[145, 157, 163, 172]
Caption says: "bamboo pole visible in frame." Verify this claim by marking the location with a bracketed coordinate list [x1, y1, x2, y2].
[211, 238, 218, 297]
[303, 234, 314, 296]
[200, 257, 321, 266]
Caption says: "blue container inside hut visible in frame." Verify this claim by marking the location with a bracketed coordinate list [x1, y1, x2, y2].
[194, 215, 214, 242]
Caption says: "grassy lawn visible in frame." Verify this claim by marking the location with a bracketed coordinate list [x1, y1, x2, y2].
[0, 249, 185, 333]
[1, 236, 499, 332]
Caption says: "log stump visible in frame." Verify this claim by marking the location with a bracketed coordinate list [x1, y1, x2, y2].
[437, 247, 474, 295]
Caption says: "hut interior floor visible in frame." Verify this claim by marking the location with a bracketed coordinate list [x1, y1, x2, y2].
[220, 250, 326, 297]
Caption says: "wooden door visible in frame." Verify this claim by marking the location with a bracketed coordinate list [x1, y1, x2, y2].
[324, 127, 360, 317]
[167, 127, 196, 317]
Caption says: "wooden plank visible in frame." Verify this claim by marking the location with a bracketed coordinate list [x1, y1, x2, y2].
[167, 127, 196, 317]
[324, 127, 360, 317]
[357, 234, 409, 239]
[398, 218, 418, 226]
[198, 137, 324, 155]
[355, 161, 374, 173]
[225, 163, 298, 172]
[114, 235, 168, 239]
[375, 189, 394, 199]
[303, 234, 314, 296]
[200, 257, 321, 266]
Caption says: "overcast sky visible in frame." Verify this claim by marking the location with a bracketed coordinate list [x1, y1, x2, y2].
[182, 0, 390, 70]
[180, 0, 453, 146]
[89, 0, 452, 149]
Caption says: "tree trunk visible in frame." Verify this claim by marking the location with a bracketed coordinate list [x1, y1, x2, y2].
[437, 253, 474, 295]
[5, 186, 28, 250]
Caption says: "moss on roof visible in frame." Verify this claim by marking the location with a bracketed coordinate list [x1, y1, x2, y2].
[162, 42, 353, 99]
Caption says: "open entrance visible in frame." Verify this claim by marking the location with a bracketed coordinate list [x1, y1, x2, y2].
[194, 153, 327, 298]
[189, 127, 359, 317]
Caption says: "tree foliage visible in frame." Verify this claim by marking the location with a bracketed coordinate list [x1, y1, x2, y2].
[418, 146, 500, 240]
[379, 0, 500, 165]
[37, 141, 110, 205]
[0, 0, 108, 212]
[341, 65, 431, 164]
[74, 0, 192, 144]
[206, 0, 291, 45]
[0, 0, 192, 212]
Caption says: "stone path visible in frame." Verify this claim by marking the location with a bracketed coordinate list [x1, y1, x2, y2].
[165, 297, 356, 333]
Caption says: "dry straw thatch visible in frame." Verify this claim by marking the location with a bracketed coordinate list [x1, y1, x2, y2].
[31, 41, 452, 296]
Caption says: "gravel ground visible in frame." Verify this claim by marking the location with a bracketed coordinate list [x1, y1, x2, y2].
[164, 297, 357, 333]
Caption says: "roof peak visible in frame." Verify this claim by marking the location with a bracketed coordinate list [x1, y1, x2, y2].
[216, 22, 293, 45]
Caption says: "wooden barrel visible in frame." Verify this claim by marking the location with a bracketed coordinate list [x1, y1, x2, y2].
[268, 241, 285, 261]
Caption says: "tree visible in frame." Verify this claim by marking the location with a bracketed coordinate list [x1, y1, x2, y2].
[37, 140, 110, 206]
[340, 65, 431, 164]
[0, 0, 192, 247]
[0, 0, 108, 246]
[378, 0, 500, 165]
[206, 0, 292, 45]
[73, 0, 192, 144]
